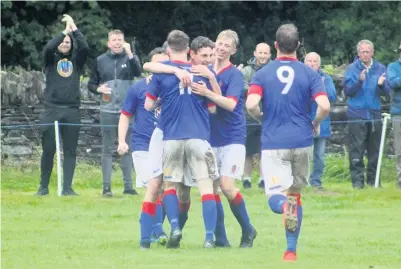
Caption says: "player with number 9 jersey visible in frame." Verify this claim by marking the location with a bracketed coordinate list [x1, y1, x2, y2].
[246, 23, 330, 262]
[249, 58, 327, 150]
[146, 61, 214, 141]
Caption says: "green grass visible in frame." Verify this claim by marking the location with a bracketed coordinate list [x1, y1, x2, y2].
[2, 156, 401, 269]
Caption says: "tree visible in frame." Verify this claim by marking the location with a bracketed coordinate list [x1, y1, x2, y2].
[321, 1, 401, 65]
[1, 1, 111, 72]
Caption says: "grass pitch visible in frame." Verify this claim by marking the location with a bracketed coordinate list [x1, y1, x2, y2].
[1, 156, 401, 269]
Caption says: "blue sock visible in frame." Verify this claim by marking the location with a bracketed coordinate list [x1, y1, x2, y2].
[140, 202, 156, 244]
[215, 194, 229, 245]
[162, 204, 166, 224]
[229, 192, 252, 234]
[163, 189, 180, 231]
[268, 194, 287, 214]
[202, 194, 217, 241]
[178, 201, 190, 230]
[286, 196, 303, 252]
[152, 198, 165, 236]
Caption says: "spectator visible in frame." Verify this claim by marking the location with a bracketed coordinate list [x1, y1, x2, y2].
[387, 41, 401, 188]
[241, 43, 271, 189]
[344, 40, 390, 189]
[88, 29, 141, 196]
[304, 52, 337, 192]
[36, 15, 88, 196]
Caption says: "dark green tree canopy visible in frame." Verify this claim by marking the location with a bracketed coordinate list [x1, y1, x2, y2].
[2, 1, 401, 72]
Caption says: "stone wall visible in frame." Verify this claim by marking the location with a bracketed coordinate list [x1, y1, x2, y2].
[0, 69, 394, 165]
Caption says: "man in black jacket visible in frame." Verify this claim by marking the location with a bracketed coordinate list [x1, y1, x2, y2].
[37, 14, 89, 196]
[88, 29, 141, 196]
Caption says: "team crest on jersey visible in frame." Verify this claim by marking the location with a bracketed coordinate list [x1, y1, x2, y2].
[57, 58, 73, 77]
[154, 107, 161, 119]
[231, 165, 237, 173]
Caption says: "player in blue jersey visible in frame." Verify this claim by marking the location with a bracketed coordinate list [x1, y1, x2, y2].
[144, 30, 218, 249]
[143, 36, 235, 247]
[138, 37, 222, 249]
[117, 47, 169, 247]
[246, 24, 330, 262]
[191, 30, 257, 248]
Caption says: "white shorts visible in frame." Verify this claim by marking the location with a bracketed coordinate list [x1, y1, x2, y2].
[163, 139, 217, 184]
[213, 144, 246, 180]
[261, 147, 312, 195]
[148, 127, 164, 180]
[148, 128, 200, 186]
[132, 151, 150, 188]
[183, 161, 197, 187]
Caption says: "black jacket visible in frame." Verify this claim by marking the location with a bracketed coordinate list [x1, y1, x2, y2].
[43, 30, 89, 107]
[88, 50, 141, 113]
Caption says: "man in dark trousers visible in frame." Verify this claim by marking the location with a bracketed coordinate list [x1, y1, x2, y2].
[344, 40, 390, 189]
[36, 14, 89, 196]
[88, 29, 141, 196]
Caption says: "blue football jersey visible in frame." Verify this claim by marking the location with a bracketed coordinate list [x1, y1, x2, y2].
[121, 78, 158, 151]
[209, 64, 246, 147]
[146, 61, 212, 141]
[249, 57, 327, 150]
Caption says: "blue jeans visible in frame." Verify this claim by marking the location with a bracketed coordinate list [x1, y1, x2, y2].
[309, 137, 327, 187]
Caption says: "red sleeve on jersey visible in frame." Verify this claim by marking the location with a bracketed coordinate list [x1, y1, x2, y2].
[207, 103, 216, 108]
[248, 85, 263, 97]
[121, 110, 132, 117]
[313, 92, 328, 100]
[146, 92, 157, 100]
[227, 96, 238, 104]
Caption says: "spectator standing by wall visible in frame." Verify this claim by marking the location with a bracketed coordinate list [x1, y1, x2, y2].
[304, 52, 337, 192]
[37, 15, 89, 196]
[241, 43, 271, 189]
[88, 29, 142, 196]
[344, 40, 390, 189]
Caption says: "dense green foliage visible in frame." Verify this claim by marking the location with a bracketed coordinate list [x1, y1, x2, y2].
[2, 1, 401, 73]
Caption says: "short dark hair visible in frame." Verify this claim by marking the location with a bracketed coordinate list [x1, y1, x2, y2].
[276, 24, 299, 54]
[166, 30, 189, 52]
[190, 36, 214, 54]
[148, 47, 166, 59]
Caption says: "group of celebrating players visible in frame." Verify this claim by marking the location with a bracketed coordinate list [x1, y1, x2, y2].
[116, 23, 330, 262]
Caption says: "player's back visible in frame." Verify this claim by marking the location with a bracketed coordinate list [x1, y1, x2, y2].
[147, 61, 211, 141]
[252, 58, 325, 150]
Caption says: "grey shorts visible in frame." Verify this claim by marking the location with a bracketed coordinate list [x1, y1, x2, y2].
[261, 146, 312, 194]
[163, 139, 217, 185]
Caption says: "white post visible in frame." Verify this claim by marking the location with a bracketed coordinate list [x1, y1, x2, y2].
[375, 113, 391, 188]
[54, 121, 62, 196]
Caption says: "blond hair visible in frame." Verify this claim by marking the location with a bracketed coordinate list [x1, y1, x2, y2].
[217, 29, 239, 48]
[108, 29, 124, 40]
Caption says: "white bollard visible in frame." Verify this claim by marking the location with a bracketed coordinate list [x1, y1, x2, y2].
[375, 113, 391, 188]
[54, 121, 62, 196]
